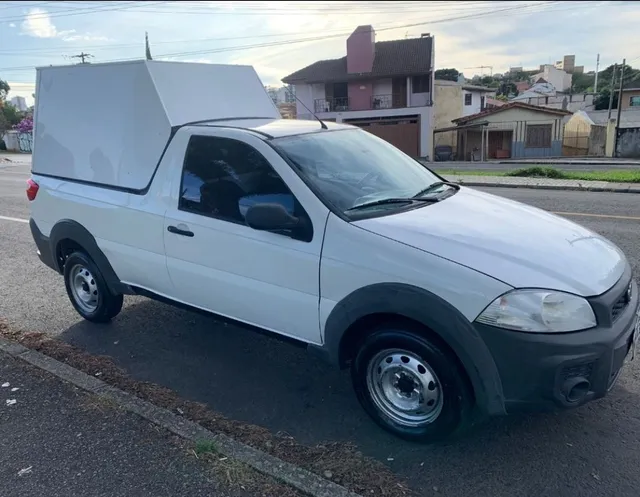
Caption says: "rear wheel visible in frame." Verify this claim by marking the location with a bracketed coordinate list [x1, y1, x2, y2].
[351, 326, 472, 443]
[63, 251, 123, 323]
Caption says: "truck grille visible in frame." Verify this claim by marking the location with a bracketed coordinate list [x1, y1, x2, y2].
[611, 282, 632, 322]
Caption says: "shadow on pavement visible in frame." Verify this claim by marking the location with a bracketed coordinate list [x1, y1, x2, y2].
[58, 297, 640, 497]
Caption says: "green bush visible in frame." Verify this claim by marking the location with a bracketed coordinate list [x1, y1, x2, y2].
[506, 167, 567, 179]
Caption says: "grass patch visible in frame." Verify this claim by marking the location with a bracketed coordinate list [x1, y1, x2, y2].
[195, 439, 218, 455]
[433, 166, 640, 183]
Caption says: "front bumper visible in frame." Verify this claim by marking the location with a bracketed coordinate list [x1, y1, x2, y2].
[476, 270, 639, 413]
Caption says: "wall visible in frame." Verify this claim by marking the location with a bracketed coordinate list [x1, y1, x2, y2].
[464, 107, 566, 158]
[332, 106, 433, 158]
[348, 81, 373, 111]
[372, 79, 393, 98]
[615, 127, 640, 158]
[621, 90, 640, 111]
[518, 93, 595, 112]
[2, 130, 32, 153]
[407, 77, 430, 107]
[532, 65, 571, 91]
[346, 26, 375, 74]
[562, 112, 592, 155]
[433, 81, 462, 150]
[294, 83, 325, 117]
[462, 90, 483, 116]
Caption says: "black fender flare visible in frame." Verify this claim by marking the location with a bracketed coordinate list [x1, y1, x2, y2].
[313, 283, 506, 416]
[48, 219, 130, 295]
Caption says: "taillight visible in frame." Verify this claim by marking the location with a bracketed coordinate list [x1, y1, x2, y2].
[26, 178, 39, 201]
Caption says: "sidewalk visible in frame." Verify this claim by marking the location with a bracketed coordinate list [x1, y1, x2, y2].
[0, 350, 301, 497]
[444, 174, 640, 193]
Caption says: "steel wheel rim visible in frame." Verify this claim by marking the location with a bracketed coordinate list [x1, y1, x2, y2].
[69, 264, 99, 313]
[366, 349, 443, 427]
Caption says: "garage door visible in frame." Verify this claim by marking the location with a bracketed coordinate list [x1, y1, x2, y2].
[346, 117, 420, 157]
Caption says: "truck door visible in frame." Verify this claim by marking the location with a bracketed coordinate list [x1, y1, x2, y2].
[163, 127, 329, 345]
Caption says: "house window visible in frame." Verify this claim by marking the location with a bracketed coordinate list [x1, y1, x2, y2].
[464, 93, 472, 106]
[525, 124, 553, 148]
[630, 96, 640, 107]
[411, 75, 430, 94]
[481, 96, 485, 110]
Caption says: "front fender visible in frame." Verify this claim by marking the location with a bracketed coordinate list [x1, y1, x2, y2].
[310, 283, 506, 416]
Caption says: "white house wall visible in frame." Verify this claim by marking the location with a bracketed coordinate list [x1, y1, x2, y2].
[372, 79, 393, 98]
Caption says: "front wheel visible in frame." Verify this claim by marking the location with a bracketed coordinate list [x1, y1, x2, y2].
[351, 326, 472, 443]
[63, 251, 123, 323]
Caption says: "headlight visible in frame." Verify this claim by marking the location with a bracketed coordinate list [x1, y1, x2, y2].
[475, 290, 597, 333]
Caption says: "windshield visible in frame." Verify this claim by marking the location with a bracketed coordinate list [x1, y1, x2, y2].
[271, 129, 444, 215]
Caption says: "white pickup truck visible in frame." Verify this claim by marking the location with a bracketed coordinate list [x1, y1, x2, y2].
[28, 60, 640, 443]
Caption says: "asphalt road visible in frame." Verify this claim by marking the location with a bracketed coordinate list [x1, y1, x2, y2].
[2, 161, 640, 496]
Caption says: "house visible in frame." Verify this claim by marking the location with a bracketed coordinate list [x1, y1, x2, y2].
[620, 76, 640, 111]
[433, 80, 495, 154]
[452, 102, 572, 160]
[282, 26, 434, 158]
[511, 81, 595, 112]
[531, 64, 571, 91]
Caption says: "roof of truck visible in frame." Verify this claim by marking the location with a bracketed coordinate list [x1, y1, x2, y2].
[195, 118, 354, 139]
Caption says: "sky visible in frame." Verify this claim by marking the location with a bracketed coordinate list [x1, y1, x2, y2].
[1, 0, 640, 106]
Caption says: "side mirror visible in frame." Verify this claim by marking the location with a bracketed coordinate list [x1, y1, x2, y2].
[245, 203, 299, 232]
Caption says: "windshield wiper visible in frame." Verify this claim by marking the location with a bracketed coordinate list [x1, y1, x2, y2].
[412, 181, 460, 198]
[345, 197, 439, 213]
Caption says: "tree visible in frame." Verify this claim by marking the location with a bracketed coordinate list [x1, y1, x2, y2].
[593, 88, 617, 111]
[434, 68, 460, 81]
[0, 78, 9, 102]
[1, 102, 21, 126]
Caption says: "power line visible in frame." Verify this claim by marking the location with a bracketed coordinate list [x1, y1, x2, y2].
[0, 1, 169, 24]
[0, 1, 588, 74]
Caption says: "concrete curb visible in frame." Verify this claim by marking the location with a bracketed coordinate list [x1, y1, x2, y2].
[451, 180, 640, 194]
[0, 336, 362, 497]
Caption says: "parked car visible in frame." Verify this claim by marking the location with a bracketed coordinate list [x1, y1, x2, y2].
[28, 61, 640, 443]
[433, 145, 456, 161]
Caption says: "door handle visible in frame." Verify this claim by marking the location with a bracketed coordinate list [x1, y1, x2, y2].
[167, 225, 194, 237]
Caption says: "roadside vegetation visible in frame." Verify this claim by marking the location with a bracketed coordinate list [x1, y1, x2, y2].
[434, 166, 640, 183]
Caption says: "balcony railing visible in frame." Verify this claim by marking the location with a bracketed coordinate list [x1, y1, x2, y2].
[314, 97, 350, 113]
[371, 94, 405, 110]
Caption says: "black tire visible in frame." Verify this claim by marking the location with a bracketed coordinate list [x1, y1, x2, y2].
[63, 251, 123, 323]
[351, 324, 473, 443]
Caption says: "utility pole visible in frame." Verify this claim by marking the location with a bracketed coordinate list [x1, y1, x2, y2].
[607, 63, 617, 121]
[594, 53, 600, 93]
[613, 58, 626, 157]
[70, 52, 93, 64]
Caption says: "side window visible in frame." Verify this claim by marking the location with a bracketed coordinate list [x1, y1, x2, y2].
[179, 135, 297, 225]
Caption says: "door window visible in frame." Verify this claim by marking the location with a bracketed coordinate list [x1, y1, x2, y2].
[179, 135, 301, 226]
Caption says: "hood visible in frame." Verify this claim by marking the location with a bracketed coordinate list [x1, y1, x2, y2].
[354, 187, 626, 297]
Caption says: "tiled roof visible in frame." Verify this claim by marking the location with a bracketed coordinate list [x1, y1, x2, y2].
[453, 101, 572, 124]
[281, 36, 432, 84]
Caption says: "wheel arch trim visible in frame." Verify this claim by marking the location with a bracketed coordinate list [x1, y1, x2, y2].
[310, 283, 506, 416]
[48, 219, 131, 295]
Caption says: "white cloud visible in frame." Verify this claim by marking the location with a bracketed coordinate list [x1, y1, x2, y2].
[21, 8, 58, 38]
[20, 8, 110, 42]
[9, 23, 16, 28]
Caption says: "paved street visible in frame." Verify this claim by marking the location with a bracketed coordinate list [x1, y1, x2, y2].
[1, 161, 640, 496]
